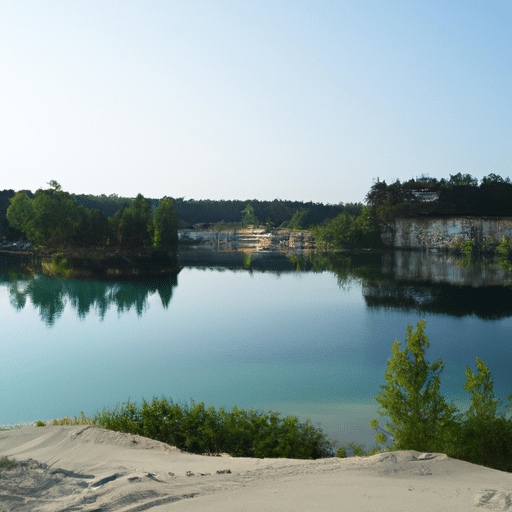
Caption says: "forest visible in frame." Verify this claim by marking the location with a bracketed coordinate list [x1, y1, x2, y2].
[3, 181, 178, 250]
[0, 184, 361, 244]
[2, 172, 512, 251]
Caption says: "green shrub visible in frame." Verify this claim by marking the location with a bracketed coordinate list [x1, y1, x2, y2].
[0, 457, 16, 470]
[462, 240, 475, 257]
[35, 420, 46, 427]
[348, 442, 366, 457]
[93, 398, 334, 459]
[336, 447, 347, 458]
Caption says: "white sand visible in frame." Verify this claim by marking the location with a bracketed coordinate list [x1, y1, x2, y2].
[1, 425, 511, 511]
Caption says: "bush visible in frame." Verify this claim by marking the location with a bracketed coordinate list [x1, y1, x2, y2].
[336, 447, 347, 458]
[0, 457, 16, 471]
[93, 398, 334, 459]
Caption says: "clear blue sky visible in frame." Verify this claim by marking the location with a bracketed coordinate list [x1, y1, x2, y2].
[1, 1, 510, 204]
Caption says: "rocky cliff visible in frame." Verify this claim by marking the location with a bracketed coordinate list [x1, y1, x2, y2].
[382, 217, 512, 250]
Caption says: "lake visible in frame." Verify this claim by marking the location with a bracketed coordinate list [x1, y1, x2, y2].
[2, 249, 512, 448]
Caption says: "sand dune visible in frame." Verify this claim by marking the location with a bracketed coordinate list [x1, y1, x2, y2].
[1, 425, 511, 511]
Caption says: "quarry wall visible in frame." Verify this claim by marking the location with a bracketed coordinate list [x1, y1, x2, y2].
[382, 217, 512, 250]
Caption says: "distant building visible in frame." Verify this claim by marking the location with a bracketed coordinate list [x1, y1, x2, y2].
[411, 190, 440, 202]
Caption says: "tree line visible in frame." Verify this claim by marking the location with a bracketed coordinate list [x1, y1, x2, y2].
[5, 181, 178, 250]
[366, 172, 512, 218]
[0, 187, 363, 240]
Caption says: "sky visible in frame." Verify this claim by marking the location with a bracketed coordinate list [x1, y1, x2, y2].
[1, 1, 510, 204]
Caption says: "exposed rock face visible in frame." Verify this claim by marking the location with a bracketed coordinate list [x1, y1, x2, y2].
[179, 229, 315, 252]
[382, 217, 512, 250]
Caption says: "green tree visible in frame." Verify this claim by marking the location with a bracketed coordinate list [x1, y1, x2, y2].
[312, 212, 354, 251]
[372, 321, 457, 451]
[7, 183, 81, 245]
[30, 187, 81, 245]
[287, 210, 308, 230]
[74, 207, 110, 246]
[448, 173, 478, 187]
[118, 194, 152, 247]
[240, 204, 258, 228]
[464, 358, 504, 422]
[452, 359, 512, 471]
[6, 192, 34, 235]
[153, 197, 179, 249]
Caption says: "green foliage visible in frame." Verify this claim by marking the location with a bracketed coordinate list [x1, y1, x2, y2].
[373, 321, 458, 451]
[50, 412, 92, 426]
[35, 420, 46, 427]
[313, 207, 381, 251]
[496, 236, 512, 261]
[0, 457, 17, 470]
[214, 220, 230, 231]
[374, 322, 512, 472]
[336, 446, 347, 458]
[5, 183, 170, 250]
[153, 197, 179, 249]
[7, 183, 82, 246]
[240, 204, 258, 228]
[448, 172, 478, 187]
[464, 358, 503, 422]
[287, 210, 308, 230]
[118, 194, 152, 247]
[462, 240, 475, 257]
[7, 185, 177, 251]
[449, 359, 512, 471]
[93, 397, 334, 459]
[75, 207, 110, 246]
[6, 192, 33, 233]
[348, 442, 366, 456]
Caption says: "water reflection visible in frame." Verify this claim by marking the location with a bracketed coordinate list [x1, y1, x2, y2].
[4, 249, 512, 324]
[2, 256, 178, 326]
[311, 251, 512, 320]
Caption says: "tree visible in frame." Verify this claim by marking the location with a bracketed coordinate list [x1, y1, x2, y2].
[481, 173, 508, 185]
[452, 358, 512, 471]
[287, 209, 308, 230]
[118, 194, 152, 247]
[7, 184, 81, 245]
[30, 187, 81, 245]
[153, 197, 179, 249]
[6, 192, 34, 234]
[73, 207, 110, 246]
[240, 204, 258, 228]
[372, 321, 457, 451]
[447, 173, 478, 187]
[464, 358, 504, 422]
[365, 180, 389, 207]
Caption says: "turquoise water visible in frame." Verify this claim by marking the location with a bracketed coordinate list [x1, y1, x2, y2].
[2, 253, 512, 447]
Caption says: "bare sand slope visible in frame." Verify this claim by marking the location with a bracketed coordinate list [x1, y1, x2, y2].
[1, 425, 512, 511]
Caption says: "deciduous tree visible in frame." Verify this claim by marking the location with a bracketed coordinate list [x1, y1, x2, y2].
[153, 197, 178, 249]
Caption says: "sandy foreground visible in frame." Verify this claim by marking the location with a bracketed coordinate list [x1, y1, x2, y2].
[1, 426, 512, 511]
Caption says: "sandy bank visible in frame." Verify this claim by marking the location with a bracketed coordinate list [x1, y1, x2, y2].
[1, 425, 511, 511]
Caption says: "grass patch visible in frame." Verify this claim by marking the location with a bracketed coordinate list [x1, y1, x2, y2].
[0, 456, 17, 471]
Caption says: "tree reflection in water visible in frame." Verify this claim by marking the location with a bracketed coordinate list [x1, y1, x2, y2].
[7, 272, 178, 326]
[4, 249, 512, 325]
